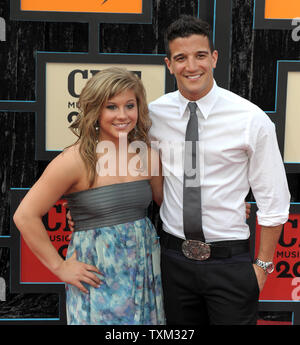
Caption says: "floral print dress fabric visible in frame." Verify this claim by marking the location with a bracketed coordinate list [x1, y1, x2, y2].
[64, 180, 165, 325]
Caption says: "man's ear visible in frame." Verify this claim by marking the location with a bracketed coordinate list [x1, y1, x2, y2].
[212, 50, 218, 69]
[164, 57, 173, 75]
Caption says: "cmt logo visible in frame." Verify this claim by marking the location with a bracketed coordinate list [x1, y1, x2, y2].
[0, 277, 6, 301]
[0, 17, 5, 42]
[292, 18, 300, 42]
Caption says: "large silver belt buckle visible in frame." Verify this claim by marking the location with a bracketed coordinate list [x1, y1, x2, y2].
[182, 240, 211, 261]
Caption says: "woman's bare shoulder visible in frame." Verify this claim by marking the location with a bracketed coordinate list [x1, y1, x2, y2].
[57, 144, 85, 168]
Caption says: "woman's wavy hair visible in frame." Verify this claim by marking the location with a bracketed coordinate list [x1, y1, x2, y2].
[68, 67, 151, 186]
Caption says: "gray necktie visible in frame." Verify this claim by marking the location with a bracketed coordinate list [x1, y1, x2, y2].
[183, 102, 204, 242]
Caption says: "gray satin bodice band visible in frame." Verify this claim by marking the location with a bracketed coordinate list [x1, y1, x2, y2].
[64, 180, 152, 232]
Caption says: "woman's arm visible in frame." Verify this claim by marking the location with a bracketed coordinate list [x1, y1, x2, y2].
[13, 148, 102, 293]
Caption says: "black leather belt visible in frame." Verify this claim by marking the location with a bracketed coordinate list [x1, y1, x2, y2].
[160, 231, 250, 260]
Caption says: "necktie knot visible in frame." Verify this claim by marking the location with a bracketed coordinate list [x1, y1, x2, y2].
[188, 102, 197, 114]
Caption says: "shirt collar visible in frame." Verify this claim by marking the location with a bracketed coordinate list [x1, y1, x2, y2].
[177, 80, 219, 119]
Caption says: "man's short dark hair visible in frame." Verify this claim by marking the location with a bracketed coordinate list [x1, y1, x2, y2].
[164, 15, 214, 58]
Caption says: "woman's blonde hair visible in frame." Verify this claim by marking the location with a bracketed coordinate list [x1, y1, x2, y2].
[68, 67, 151, 186]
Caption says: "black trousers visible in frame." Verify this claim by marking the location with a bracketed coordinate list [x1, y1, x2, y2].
[160, 239, 259, 325]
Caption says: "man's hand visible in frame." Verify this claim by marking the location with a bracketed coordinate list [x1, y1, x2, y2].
[245, 202, 251, 219]
[63, 202, 75, 240]
[66, 209, 75, 232]
[253, 264, 267, 292]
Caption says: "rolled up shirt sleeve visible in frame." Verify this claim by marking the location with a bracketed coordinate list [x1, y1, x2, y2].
[247, 112, 290, 227]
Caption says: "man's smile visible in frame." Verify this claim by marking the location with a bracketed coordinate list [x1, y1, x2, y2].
[185, 74, 203, 80]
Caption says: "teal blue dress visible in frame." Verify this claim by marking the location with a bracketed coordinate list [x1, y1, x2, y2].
[64, 180, 165, 325]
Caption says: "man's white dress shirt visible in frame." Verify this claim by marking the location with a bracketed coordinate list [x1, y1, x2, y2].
[148, 81, 290, 242]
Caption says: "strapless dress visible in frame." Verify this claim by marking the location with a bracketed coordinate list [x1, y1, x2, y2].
[64, 180, 165, 325]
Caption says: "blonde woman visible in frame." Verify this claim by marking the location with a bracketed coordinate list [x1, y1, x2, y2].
[14, 67, 165, 325]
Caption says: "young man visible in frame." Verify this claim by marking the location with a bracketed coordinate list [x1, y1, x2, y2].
[148, 15, 290, 325]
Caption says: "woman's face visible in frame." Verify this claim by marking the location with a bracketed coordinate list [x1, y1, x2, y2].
[98, 89, 138, 143]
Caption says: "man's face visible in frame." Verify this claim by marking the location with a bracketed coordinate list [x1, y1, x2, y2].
[165, 34, 218, 101]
